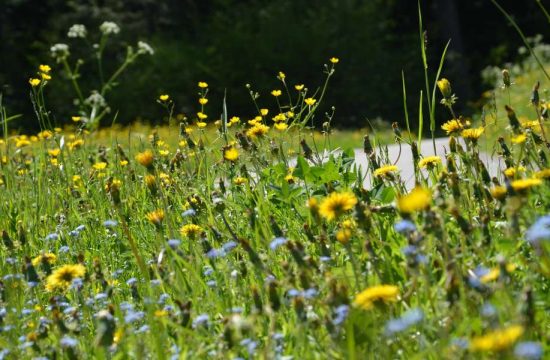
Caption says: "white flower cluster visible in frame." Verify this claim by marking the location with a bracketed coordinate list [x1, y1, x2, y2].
[50, 43, 70, 61]
[67, 24, 87, 38]
[85, 91, 107, 108]
[99, 21, 120, 35]
[137, 41, 154, 55]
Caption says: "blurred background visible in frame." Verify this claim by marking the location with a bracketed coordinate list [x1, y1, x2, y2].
[0, 0, 547, 132]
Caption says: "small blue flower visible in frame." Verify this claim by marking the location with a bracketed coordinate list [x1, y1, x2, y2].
[192, 314, 209, 328]
[270, 237, 287, 250]
[206, 248, 222, 259]
[206, 280, 217, 288]
[203, 266, 214, 277]
[514, 341, 543, 360]
[158, 293, 170, 304]
[240, 338, 258, 355]
[75, 225, 86, 232]
[333, 304, 349, 325]
[103, 220, 118, 228]
[126, 278, 138, 286]
[394, 220, 417, 234]
[136, 324, 150, 333]
[167, 239, 181, 249]
[222, 241, 238, 252]
[60, 336, 78, 348]
[124, 310, 145, 324]
[525, 215, 550, 245]
[95, 293, 108, 301]
[182, 209, 196, 217]
[45, 233, 59, 241]
[480, 303, 497, 318]
[384, 308, 424, 336]
[150, 279, 161, 287]
[451, 337, 469, 349]
[319, 256, 331, 262]
[59, 245, 70, 253]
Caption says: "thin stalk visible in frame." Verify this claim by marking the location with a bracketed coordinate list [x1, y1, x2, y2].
[491, 0, 550, 82]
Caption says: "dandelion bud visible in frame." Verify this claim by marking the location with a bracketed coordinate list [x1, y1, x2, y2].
[267, 281, 281, 312]
[530, 81, 540, 106]
[2, 230, 13, 250]
[293, 297, 306, 321]
[521, 287, 535, 327]
[300, 139, 312, 160]
[538, 149, 547, 166]
[504, 105, 521, 132]
[144, 175, 157, 194]
[502, 69, 511, 88]
[449, 136, 457, 153]
[363, 134, 374, 155]
[437, 78, 452, 98]
[392, 122, 402, 139]
[251, 286, 263, 314]
[94, 309, 116, 348]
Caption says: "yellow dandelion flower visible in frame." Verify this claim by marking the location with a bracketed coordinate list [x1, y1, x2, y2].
[230, 116, 240, 125]
[534, 168, 550, 179]
[461, 127, 484, 141]
[29, 78, 41, 87]
[373, 165, 399, 177]
[224, 147, 239, 162]
[48, 149, 61, 157]
[503, 166, 525, 178]
[511, 134, 527, 144]
[198, 81, 208, 88]
[260, 108, 269, 116]
[41, 73, 52, 81]
[418, 156, 441, 169]
[295, 84, 304, 91]
[93, 162, 107, 171]
[271, 90, 282, 97]
[441, 118, 470, 135]
[135, 150, 154, 168]
[68, 139, 84, 150]
[520, 120, 540, 130]
[278, 71, 286, 80]
[146, 209, 165, 226]
[336, 228, 352, 244]
[330, 57, 339, 64]
[159, 94, 170, 102]
[511, 178, 542, 191]
[397, 187, 431, 214]
[318, 191, 357, 221]
[197, 121, 207, 128]
[199, 98, 208, 105]
[353, 285, 399, 310]
[71, 116, 81, 122]
[234, 177, 248, 185]
[490, 186, 507, 200]
[31, 253, 57, 267]
[470, 325, 524, 352]
[246, 124, 270, 139]
[197, 112, 207, 120]
[274, 122, 288, 131]
[45, 264, 86, 292]
[304, 98, 316, 106]
[120, 160, 129, 167]
[479, 264, 516, 284]
[180, 224, 203, 237]
[16, 138, 31, 148]
[39, 64, 51, 73]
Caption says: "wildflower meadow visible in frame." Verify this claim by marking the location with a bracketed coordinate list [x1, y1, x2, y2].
[1, 7, 550, 360]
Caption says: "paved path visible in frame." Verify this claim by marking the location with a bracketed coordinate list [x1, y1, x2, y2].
[295, 138, 502, 190]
